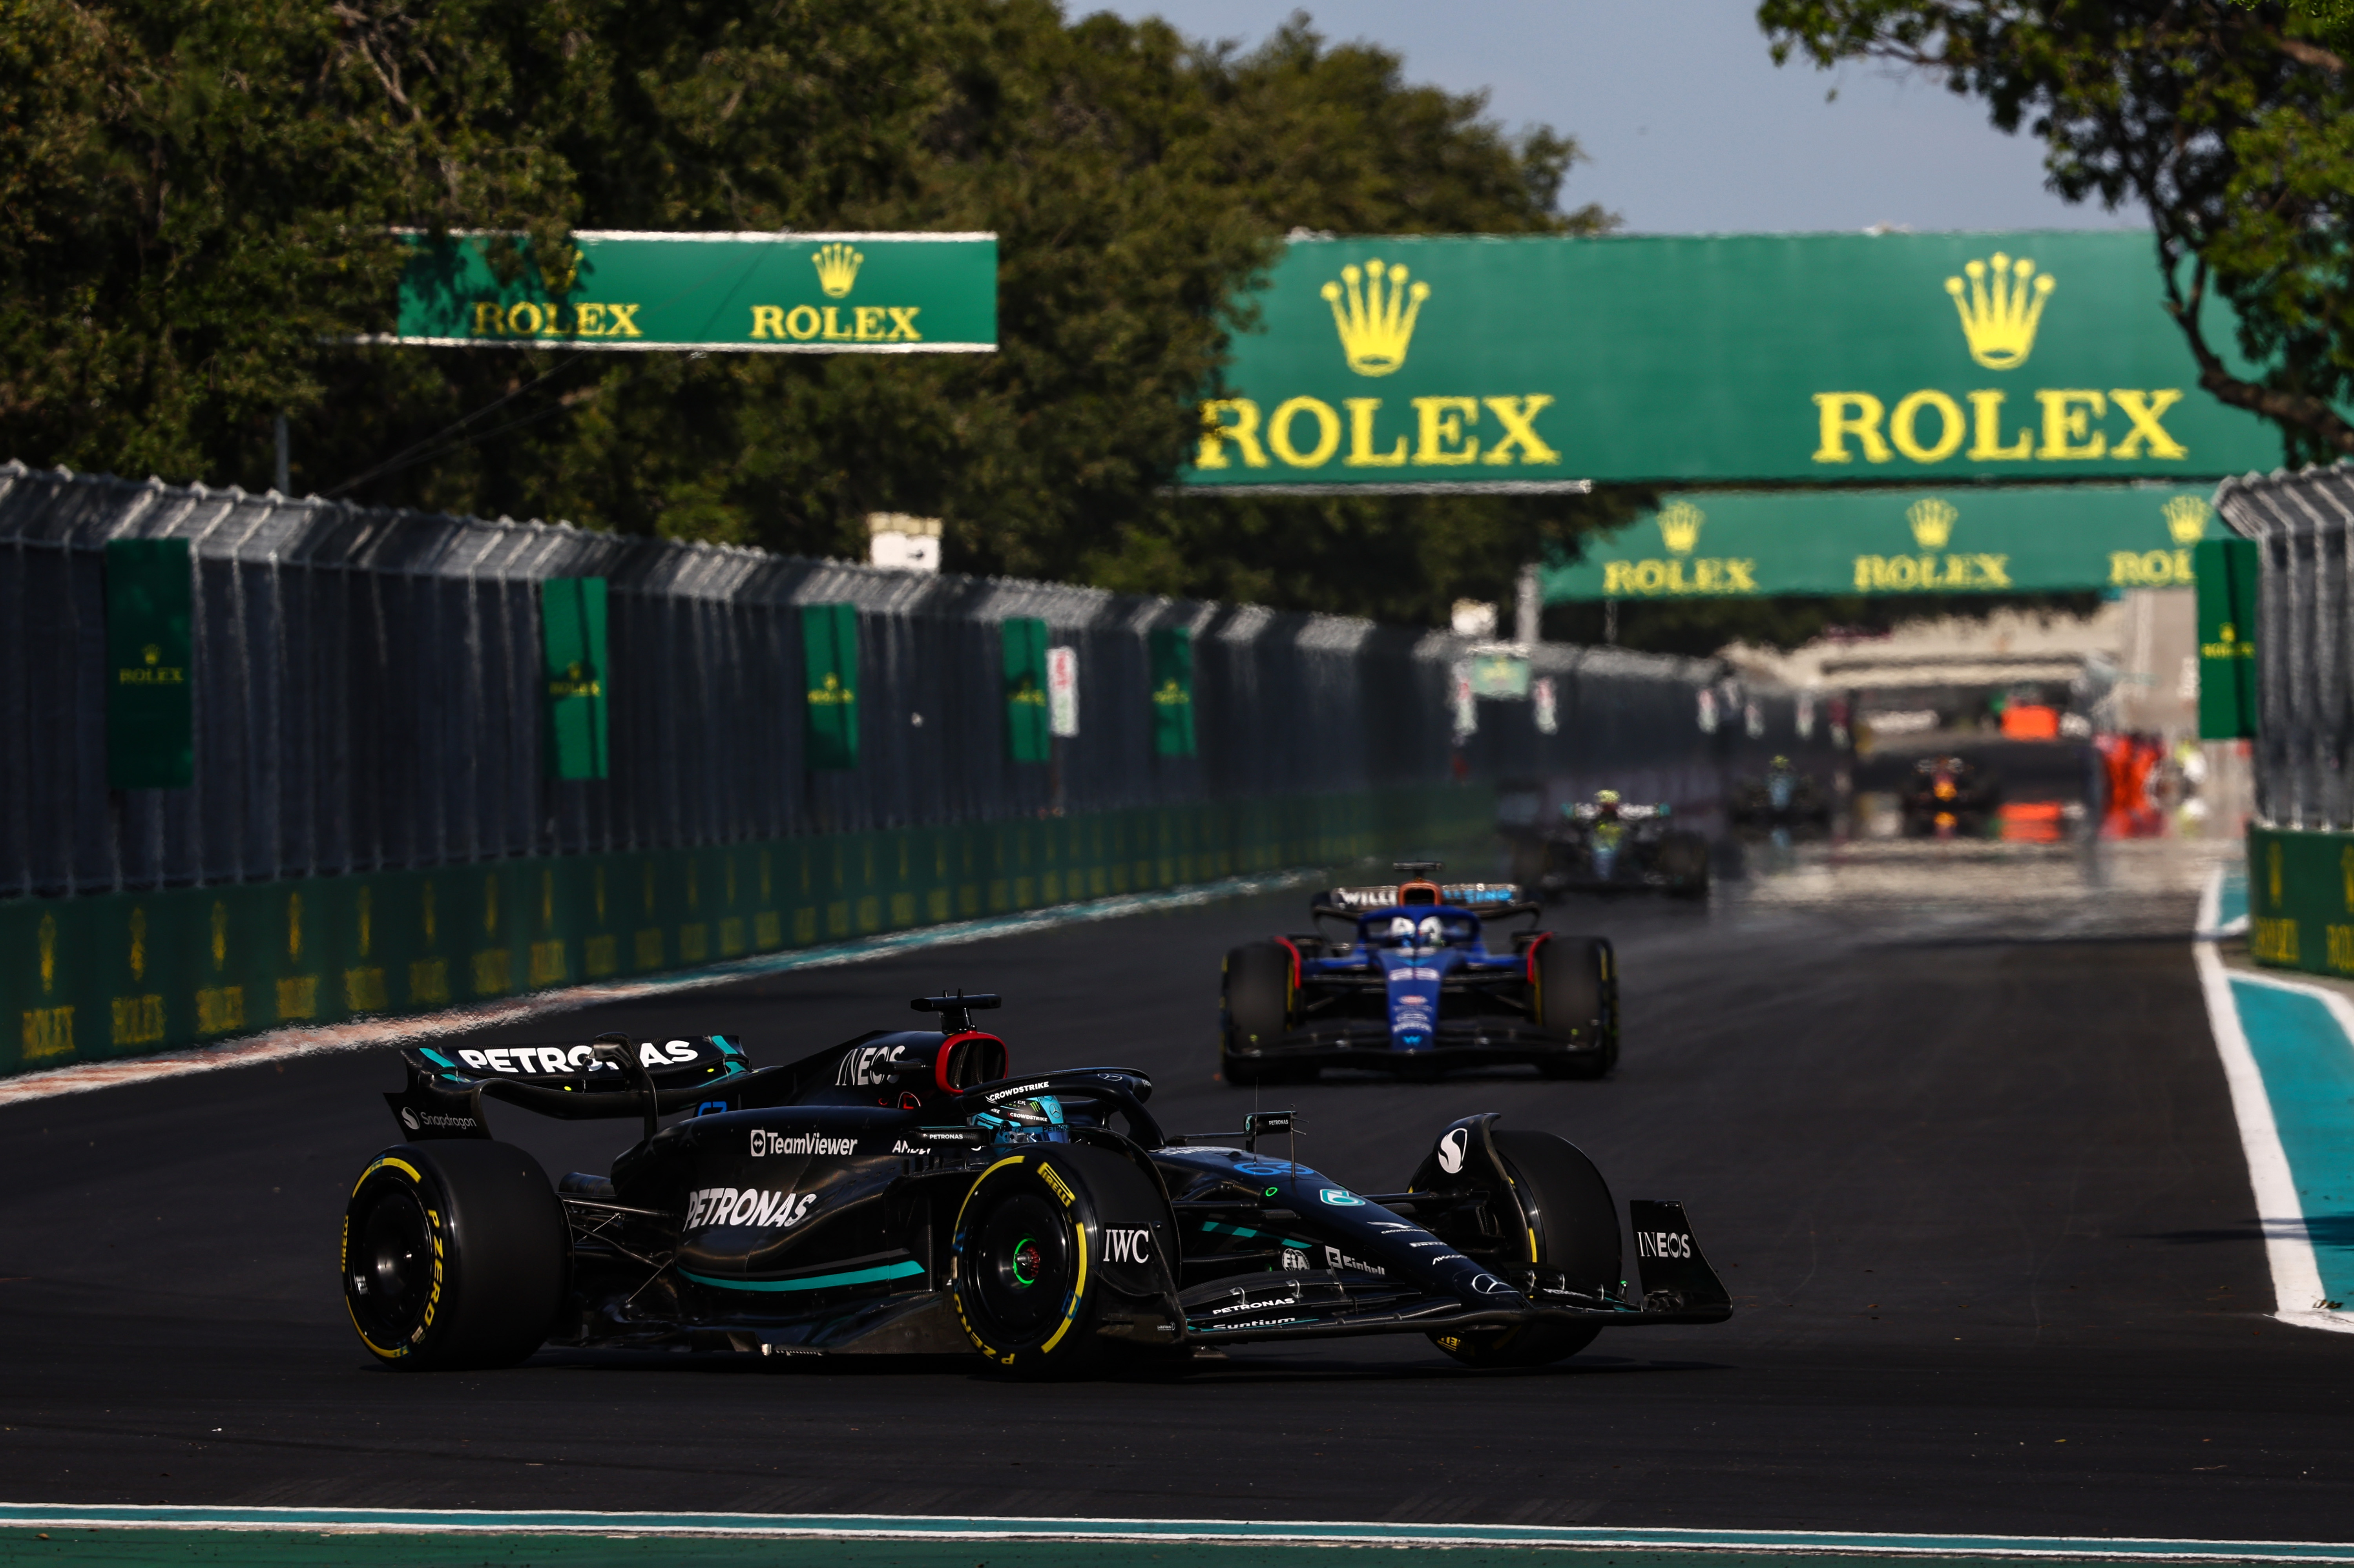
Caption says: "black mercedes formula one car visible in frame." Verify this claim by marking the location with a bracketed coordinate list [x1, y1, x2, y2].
[343, 994, 1728, 1377]
[1520, 793, 1710, 899]
[1220, 864, 1617, 1084]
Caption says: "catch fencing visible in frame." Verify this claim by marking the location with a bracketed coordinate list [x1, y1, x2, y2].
[0, 461, 1779, 903]
[2213, 461, 2354, 831]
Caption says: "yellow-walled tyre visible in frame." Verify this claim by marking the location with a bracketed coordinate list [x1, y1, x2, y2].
[343, 1141, 567, 1371]
[949, 1143, 1177, 1378]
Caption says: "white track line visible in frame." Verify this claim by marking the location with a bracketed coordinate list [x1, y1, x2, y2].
[0, 869, 1319, 1109]
[2192, 863, 2354, 1334]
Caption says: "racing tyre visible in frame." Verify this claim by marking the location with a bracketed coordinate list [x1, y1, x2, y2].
[1221, 941, 1295, 1088]
[343, 1141, 568, 1371]
[1658, 831, 1710, 898]
[951, 1144, 1179, 1378]
[1431, 1131, 1620, 1370]
[1533, 935, 1616, 1079]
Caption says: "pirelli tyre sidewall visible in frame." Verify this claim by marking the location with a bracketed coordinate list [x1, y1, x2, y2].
[950, 1143, 1175, 1376]
[342, 1141, 568, 1372]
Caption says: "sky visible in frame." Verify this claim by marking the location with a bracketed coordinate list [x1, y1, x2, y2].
[1087, 0, 2149, 235]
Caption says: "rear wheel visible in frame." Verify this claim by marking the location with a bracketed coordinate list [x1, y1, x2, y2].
[1220, 941, 1295, 1088]
[1431, 1130, 1619, 1369]
[343, 1141, 568, 1371]
[1533, 935, 1616, 1080]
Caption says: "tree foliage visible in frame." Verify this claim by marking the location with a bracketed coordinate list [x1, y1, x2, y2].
[1759, 0, 2354, 463]
[0, 1, 1613, 624]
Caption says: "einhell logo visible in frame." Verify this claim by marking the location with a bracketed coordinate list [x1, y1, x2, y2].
[1945, 252, 2053, 370]
[1813, 250, 2185, 470]
[1322, 259, 1429, 377]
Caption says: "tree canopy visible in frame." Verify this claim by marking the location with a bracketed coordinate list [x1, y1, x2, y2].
[1759, 0, 2354, 465]
[0, 1, 1620, 624]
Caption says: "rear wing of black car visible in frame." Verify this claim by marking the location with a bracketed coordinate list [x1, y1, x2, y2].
[385, 1033, 776, 1141]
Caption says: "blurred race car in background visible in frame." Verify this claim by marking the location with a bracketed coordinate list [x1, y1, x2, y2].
[1511, 792, 1710, 899]
[1729, 756, 1832, 830]
[1220, 862, 1616, 1085]
[1902, 755, 2000, 828]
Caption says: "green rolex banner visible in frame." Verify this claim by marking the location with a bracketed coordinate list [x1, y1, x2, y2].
[1002, 618, 1051, 764]
[104, 538, 194, 789]
[1544, 484, 2229, 602]
[2195, 538, 2259, 740]
[801, 603, 860, 769]
[1150, 625, 1196, 758]
[540, 577, 609, 780]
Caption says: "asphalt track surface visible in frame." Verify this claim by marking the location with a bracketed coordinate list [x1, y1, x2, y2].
[3, 833, 2348, 1541]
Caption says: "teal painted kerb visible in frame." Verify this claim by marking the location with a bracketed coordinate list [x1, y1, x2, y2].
[2226, 980, 2354, 1304]
[681, 1260, 924, 1293]
[1, 1506, 2351, 1562]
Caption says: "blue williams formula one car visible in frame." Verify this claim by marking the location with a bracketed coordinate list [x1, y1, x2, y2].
[343, 993, 1728, 1377]
[1219, 863, 1617, 1085]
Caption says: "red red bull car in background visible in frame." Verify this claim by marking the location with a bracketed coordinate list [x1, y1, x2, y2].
[1220, 862, 1617, 1085]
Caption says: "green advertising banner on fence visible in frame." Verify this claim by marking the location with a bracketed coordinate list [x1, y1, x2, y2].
[1182, 232, 2282, 491]
[2, 783, 1493, 1076]
[801, 603, 860, 769]
[103, 539, 193, 789]
[2196, 538, 2259, 740]
[1150, 625, 1196, 758]
[383, 231, 997, 354]
[1002, 618, 1051, 764]
[540, 577, 608, 780]
[1542, 483, 2230, 602]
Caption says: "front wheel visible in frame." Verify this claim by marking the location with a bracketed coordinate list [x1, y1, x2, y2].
[343, 1141, 568, 1371]
[950, 1144, 1178, 1378]
[1429, 1130, 1620, 1369]
[1533, 935, 1616, 1079]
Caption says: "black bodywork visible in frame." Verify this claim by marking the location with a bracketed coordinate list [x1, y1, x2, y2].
[1729, 768, 1833, 830]
[350, 996, 1725, 1369]
[1518, 802, 1711, 899]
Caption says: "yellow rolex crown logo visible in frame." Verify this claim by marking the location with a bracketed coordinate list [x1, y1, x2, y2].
[812, 242, 864, 298]
[1943, 252, 2054, 370]
[142, 644, 160, 665]
[1907, 498, 1958, 550]
[2163, 494, 2213, 545]
[1657, 501, 1704, 554]
[1321, 259, 1430, 377]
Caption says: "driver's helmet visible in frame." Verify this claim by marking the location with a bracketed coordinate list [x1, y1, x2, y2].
[1594, 788, 1621, 819]
[969, 1095, 1069, 1146]
[1770, 755, 1792, 771]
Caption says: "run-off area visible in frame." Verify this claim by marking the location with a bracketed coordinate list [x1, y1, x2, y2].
[0, 833, 2350, 1549]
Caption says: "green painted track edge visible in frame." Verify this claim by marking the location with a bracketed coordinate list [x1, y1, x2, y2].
[0, 1508, 2348, 1560]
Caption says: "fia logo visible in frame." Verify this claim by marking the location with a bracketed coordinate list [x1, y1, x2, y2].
[1435, 1127, 1470, 1176]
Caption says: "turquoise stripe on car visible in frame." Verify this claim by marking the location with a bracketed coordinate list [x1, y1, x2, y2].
[679, 1260, 925, 1293]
